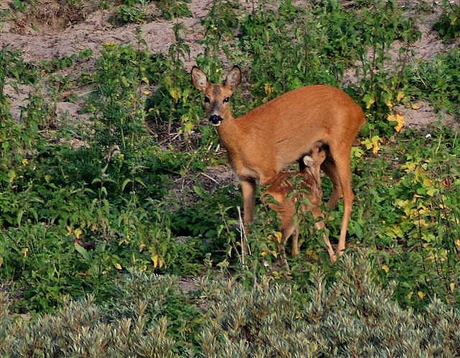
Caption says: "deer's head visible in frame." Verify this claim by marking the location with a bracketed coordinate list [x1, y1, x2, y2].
[191, 66, 242, 126]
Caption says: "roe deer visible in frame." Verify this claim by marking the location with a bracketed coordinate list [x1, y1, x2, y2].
[263, 146, 335, 263]
[191, 66, 365, 260]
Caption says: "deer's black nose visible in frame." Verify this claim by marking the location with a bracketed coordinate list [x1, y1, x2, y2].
[209, 115, 223, 126]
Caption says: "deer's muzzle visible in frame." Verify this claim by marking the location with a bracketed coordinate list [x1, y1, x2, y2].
[209, 114, 223, 126]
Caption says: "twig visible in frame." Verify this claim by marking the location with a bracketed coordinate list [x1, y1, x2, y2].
[237, 206, 250, 266]
[200, 172, 219, 184]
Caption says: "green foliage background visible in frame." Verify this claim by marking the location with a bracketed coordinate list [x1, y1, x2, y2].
[0, 0, 459, 355]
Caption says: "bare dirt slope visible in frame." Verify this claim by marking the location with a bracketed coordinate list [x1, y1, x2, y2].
[0, 0, 457, 128]
[0, 0, 207, 62]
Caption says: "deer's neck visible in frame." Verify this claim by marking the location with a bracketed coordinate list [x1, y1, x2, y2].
[216, 115, 245, 153]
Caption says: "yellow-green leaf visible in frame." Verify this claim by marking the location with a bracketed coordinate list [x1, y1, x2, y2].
[74, 228, 83, 239]
[362, 136, 382, 154]
[364, 94, 375, 109]
[184, 121, 195, 134]
[169, 88, 181, 101]
[264, 83, 274, 96]
[152, 254, 159, 268]
[387, 113, 404, 132]
[352, 146, 364, 158]
[274, 232, 283, 244]
[382, 264, 390, 273]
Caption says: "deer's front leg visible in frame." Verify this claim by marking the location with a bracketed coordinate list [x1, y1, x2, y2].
[240, 178, 256, 254]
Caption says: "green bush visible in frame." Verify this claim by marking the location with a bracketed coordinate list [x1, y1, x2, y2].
[408, 49, 460, 118]
[0, 293, 178, 357]
[433, 1, 460, 41]
[0, 42, 203, 312]
[351, 127, 460, 309]
[199, 254, 460, 357]
[111, 0, 191, 25]
[152, 0, 420, 136]
[1, 256, 459, 357]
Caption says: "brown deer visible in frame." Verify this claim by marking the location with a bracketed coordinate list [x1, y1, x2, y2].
[263, 146, 335, 263]
[191, 66, 365, 260]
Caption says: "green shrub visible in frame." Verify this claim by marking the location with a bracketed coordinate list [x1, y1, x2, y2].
[0, 43, 204, 312]
[351, 127, 460, 309]
[111, 0, 191, 25]
[0, 293, 178, 357]
[199, 254, 460, 357]
[2, 256, 459, 357]
[189, 0, 420, 138]
[408, 49, 460, 118]
[433, 0, 460, 41]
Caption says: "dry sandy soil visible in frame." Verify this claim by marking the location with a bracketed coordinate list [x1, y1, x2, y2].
[0, 0, 458, 128]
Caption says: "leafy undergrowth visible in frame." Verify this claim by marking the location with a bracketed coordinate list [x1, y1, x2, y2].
[0, 0, 459, 355]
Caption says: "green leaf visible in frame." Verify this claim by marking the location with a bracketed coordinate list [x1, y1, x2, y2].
[74, 242, 90, 261]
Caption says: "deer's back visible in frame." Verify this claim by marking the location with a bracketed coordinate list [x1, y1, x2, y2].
[237, 85, 365, 163]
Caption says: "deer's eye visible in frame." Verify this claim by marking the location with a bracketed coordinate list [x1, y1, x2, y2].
[204, 96, 210, 103]
[223, 97, 230, 103]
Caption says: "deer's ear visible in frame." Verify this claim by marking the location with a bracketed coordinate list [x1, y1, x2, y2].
[224, 66, 242, 90]
[191, 66, 208, 92]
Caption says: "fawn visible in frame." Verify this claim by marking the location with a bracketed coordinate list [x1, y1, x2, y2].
[264, 145, 335, 263]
